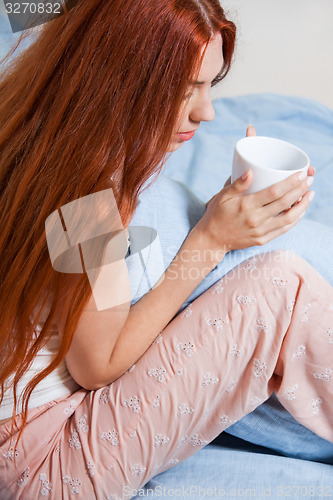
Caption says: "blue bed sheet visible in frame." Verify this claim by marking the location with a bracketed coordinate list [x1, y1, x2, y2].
[129, 93, 333, 498]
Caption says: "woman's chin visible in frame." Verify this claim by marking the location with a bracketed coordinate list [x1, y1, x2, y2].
[167, 140, 185, 153]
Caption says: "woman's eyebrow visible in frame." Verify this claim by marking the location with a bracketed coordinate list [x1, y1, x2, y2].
[189, 73, 221, 86]
[189, 80, 205, 86]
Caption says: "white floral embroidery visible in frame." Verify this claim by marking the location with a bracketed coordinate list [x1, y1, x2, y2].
[122, 396, 141, 413]
[324, 328, 333, 344]
[107, 465, 114, 471]
[177, 403, 195, 417]
[301, 303, 312, 323]
[286, 384, 299, 400]
[176, 341, 195, 357]
[69, 430, 81, 450]
[154, 333, 163, 344]
[310, 398, 323, 414]
[148, 367, 167, 383]
[207, 318, 225, 331]
[287, 298, 296, 314]
[154, 433, 170, 447]
[189, 433, 208, 447]
[63, 399, 77, 416]
[177, 435, 188, 448]
[272, 278, 288, 287]
[313, 368, 333, 381]
[152, 463, 163, 476]
[292, 345, 306, 360]
[77, 414, 89, 433]
[226, 378, 238, 393]
[99, 387, 110, 404]
[230, 344, 241, 357]
[237, 295, 256, 305]
[39, 473, 52, 496]
[131, 464, 147, 476]
[250, 397, 264, 407]
[62, 475, 82, 495]
[130, 430, 137, 438]
[176, 368, 183, 376]
[211, 279, 224, 294]
[202, 372, 219, 386]
[3, 447, 19, 461]
[181, 305, 193, 318]
[219, 415, 235, 429]
[17, 467, 30, 488]
[253, 358, 267, 378]
[256, 318, 271, 334]
[167, 458, 180, 465]
[86, 461, 95, 477]
[128, 364, 136, 373]
[152, 395, 160, 408]
[55, 444, 60, 453]
[243, 258, 257, 272]
[100, 429, 119, 446]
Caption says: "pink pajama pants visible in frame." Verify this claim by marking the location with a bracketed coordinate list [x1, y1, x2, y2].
[1, 250, 333, 499]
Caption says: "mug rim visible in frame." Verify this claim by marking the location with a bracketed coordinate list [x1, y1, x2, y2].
[235, 136, 310, 173]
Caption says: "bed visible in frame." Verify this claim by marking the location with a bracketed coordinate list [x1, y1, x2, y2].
[127, 93, 333, 498]
[1, 10, 333, 495]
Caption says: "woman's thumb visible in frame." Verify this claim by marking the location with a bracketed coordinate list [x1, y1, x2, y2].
[232, 169, 253, 194]
[221, 169, 253, 200]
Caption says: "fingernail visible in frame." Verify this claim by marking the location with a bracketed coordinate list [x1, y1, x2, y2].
[308, 191, 315, 201]
[298, 171, 307, 181]
[242, 170, 249, 181]
[306, 176, 314, 187]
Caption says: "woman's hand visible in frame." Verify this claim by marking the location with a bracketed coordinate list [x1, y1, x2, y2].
[200, 125, 316, 253]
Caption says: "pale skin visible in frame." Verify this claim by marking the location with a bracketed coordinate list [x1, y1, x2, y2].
[0, 34, 316, 421]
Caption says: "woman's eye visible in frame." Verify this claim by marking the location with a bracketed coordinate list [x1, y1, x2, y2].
[184, 92, 193, 101]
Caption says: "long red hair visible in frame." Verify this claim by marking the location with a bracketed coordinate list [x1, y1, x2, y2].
[0, 0, 236, 433]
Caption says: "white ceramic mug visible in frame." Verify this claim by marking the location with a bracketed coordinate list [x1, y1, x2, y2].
[231, 136, 310, 195]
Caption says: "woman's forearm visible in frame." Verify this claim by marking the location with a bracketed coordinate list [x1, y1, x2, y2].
[66, 225, 225, 390]
[107, 226, 225, 382]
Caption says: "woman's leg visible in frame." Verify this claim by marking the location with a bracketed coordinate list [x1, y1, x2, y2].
[1, 250, 332, 499]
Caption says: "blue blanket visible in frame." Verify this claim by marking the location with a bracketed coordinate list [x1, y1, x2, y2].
[128, 93, 333, 496]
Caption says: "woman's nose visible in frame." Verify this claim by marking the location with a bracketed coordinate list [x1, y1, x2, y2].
[189, 94, 215, 123]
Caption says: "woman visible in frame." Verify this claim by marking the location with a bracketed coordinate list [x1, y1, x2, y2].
[0, 0, 331, 498]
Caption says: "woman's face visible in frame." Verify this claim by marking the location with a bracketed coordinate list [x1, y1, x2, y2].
[168, 34, 224, 152]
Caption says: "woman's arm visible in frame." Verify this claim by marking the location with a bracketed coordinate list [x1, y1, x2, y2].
[59, 163, 314, 390]
[62, 225, 224, 390]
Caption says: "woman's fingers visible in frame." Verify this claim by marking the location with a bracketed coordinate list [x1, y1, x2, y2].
[250, 170, 309, 207]
[251, 190, 314, 244]
[246, 124, 256, 137]
[308, 165, 316, 176]
[263, 175, 314, 218]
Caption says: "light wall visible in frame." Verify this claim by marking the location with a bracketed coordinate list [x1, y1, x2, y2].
[212, 0, 333, 109]
[1, 0, 332, 109]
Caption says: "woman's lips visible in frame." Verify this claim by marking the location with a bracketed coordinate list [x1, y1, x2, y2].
[177, 130, 196, 141]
